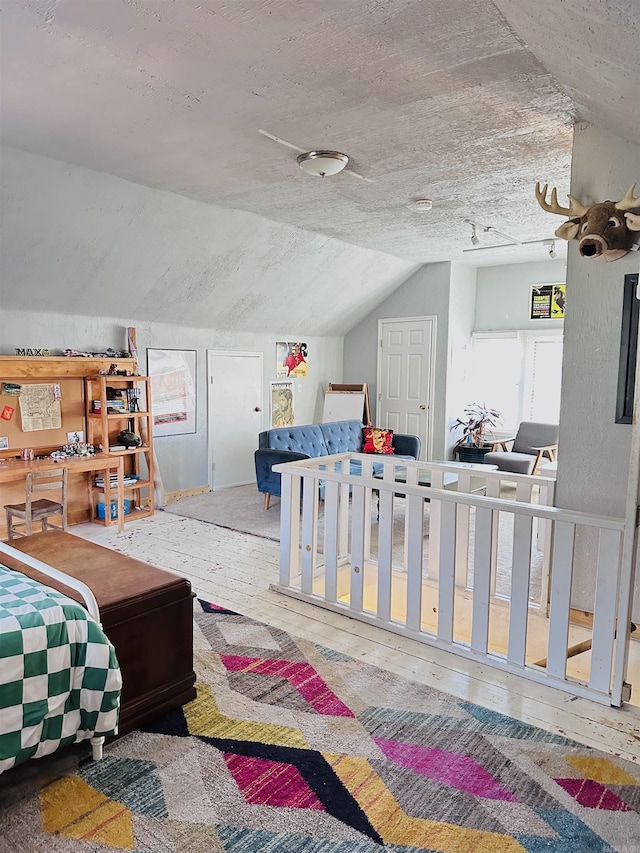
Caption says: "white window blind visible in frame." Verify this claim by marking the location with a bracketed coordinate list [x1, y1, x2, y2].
[524, 335, 563, 423]
[469, 334, 522, 432]
[471, 331, 563, 431]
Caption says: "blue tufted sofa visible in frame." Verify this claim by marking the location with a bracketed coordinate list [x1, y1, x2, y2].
[255, 419, 421, 509]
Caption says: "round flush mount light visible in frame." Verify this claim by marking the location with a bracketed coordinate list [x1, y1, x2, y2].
[296, 151, 349, 177]
[407, 198, 433, 212]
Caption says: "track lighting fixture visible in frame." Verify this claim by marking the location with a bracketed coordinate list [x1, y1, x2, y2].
[464, 218, 519, 249]
[547, 239, 557, 259]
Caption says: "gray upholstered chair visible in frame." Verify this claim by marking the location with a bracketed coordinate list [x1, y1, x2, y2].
[483, 421, 558, 475]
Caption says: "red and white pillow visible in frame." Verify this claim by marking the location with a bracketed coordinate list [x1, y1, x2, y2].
[362, 426, 394, 455]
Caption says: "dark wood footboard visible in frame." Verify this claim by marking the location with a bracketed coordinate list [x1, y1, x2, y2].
[1, 530, 197, 736]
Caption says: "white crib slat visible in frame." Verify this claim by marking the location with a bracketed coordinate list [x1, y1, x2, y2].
[507, 512, 533, 666]
[279, 473, 300, 587]
[427, 468, 444, 580]
[300, 476, 319, 595]
[546, 521, 576, 679]
[487, 476, 501, 597]
[471, 506, 493, 653]
[406, 493, 424, 630]
[323, 479, 340, 603]
[350, 484, 366, 612]
[376, 481, 394, 622]
[538, 481, 554, 610]
[455, 472, 472, 587]
[361, 457, 373, 562]
[339, 482, 350, 558]
[590, 529, 622, 694]
[437, 500, 456, 643]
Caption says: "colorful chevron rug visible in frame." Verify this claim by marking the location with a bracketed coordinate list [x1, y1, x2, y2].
[1, 600, 639, 852]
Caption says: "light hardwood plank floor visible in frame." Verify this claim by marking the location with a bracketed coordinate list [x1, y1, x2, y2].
[74, 511, 640, 765]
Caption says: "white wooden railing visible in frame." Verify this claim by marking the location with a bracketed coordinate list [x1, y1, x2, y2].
[272, 454, 629, 706]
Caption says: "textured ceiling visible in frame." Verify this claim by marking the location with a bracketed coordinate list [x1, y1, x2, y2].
[1, 0, 638, 269]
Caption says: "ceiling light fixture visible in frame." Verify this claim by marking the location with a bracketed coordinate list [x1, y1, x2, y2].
[464, 218, 519, 247]
[546, 239, 558, 259]
[296, 151, 349, 178]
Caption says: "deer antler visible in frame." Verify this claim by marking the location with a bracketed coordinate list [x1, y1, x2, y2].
[616, 184, 640, 211]
[535, 183, 589, 218]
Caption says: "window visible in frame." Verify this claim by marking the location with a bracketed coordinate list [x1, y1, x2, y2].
[471, 331, 563, 432]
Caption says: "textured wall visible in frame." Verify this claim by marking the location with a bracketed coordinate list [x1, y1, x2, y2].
[554, 124, 640, 616]
[475, 260, 567, 331]
[0, 147, 418, 336]
[0, 309, 343, 494]
[343, 262, 452, 460]
[446, 264, 477, 457]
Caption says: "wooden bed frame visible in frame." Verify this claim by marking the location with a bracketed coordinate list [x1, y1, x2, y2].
[0, 531, 197, 755]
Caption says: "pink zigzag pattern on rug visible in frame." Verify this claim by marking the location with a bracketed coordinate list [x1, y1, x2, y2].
[220, 655, 355, 717]
[224, 754, 326, 810]
[375, 737, 519, 801]
[555, 778, 631, 810]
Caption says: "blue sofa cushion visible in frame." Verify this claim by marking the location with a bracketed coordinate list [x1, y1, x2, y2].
[319, 420, 364, 454]
[264, 423, 327, 457]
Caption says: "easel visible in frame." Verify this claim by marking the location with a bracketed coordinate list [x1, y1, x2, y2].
[324, 383, 371, 425]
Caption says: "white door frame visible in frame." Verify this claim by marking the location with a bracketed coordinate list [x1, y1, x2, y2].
[207, 349, 263, 490]
[376, 315, 437, 460]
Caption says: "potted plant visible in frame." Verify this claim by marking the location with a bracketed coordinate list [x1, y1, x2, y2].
[451, 403, 502, 463]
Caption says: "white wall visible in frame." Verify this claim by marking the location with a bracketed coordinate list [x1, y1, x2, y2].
[554, 123, 640, 616]
[343, 262, 453, 460]
[475, 259, 567, 331]
[0, 309, 343, 494]
[446, 263, 478, 456]
[0, 146, 418, 337]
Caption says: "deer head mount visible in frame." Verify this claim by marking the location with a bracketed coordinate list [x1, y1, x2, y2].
[535, 183, 640, 262]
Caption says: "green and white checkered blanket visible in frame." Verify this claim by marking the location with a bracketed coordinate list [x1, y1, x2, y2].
[0, 565, 122, 774]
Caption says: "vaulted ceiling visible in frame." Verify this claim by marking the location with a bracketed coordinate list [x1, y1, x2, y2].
[1, 0, 638, 327]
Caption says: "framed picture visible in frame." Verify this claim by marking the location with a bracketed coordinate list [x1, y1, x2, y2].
[530, 283, 566, 320]
[270, 380, 295, 428]
[276, 341, 308, 378]
[615, 273, 639, 424]
[147, 348, 197, 436]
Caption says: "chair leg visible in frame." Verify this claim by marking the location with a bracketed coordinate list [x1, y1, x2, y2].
[5, 509, 14, 541]
[264, 493, 271, 510]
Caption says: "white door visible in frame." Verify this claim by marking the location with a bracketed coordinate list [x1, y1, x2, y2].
[208, 351, 263, 489]
[377, 317, 436, 459]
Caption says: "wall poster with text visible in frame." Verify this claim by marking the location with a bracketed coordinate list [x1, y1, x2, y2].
[147, 348, 197, 436]
[270, 380, 295, 428]
[276, 341, 308, 378]
[530, 283, 566, 320]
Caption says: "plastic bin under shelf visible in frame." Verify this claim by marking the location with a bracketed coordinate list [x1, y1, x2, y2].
[97, 499, 131, 520]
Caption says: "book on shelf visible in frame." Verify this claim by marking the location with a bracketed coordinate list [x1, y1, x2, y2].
[94, 475, 140, 488]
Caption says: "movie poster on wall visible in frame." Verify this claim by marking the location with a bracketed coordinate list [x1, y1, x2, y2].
[276, 342, 308, 378]
[530, 283, 566, 320]
[147, 348, 197, 436]
[270, 380, 295, 428]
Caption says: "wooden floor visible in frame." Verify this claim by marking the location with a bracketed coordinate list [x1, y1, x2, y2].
[73, 510, 640, 765]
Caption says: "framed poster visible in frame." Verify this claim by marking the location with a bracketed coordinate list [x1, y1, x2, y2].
[276, 341, 308, 378]
[270, 380, 295, 428]
[147, 348, 197, 436]
[530, 283, 566, 320]
[615, 273, 639, 424]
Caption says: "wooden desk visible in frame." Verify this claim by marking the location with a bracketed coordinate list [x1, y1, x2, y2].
[0, 454, 124, 534]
